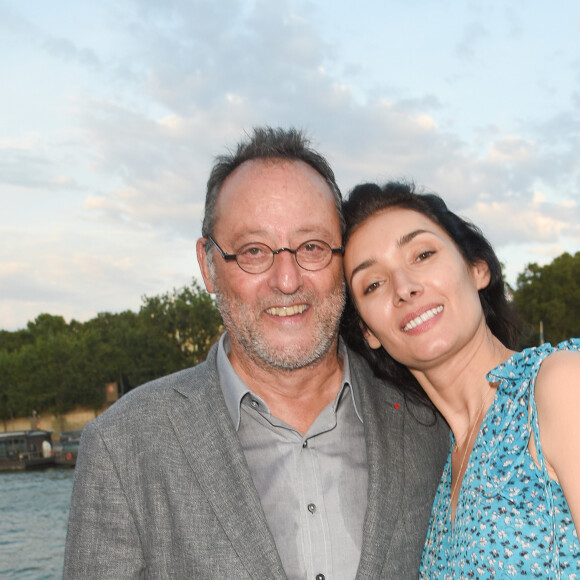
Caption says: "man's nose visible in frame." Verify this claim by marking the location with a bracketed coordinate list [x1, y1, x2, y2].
[267, 249, 303, 294]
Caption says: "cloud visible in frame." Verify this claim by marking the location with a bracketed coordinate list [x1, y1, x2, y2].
[1, 222, 198, 330]
[42, 37, 101, 69]
[2, 0, 580, 330]
[455, 21, 489, 60]
[487, 136, 537, 164]
[464, 197, 580, 247]
[70, 7, 579, 252]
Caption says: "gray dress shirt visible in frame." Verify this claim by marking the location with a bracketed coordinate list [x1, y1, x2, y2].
[64, 339, 449, 579]
[217, 335, 368, 580]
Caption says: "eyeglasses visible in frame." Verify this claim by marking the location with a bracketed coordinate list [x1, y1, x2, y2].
[207, 235, 344, 274]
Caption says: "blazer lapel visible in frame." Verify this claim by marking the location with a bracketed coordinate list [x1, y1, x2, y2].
[167, 357, 287, 580]
[352, 354, 407, 579]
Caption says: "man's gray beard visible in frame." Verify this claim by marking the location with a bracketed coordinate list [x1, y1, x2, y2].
[214, 283, 346, 372]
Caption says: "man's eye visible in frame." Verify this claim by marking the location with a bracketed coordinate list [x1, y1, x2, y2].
[240, 245, 268, 259]
[302, 242, 324, 253]
[300, 241, 327, 260]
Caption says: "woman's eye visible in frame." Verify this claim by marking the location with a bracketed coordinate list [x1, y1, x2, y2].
[416, 250, 435, 262]
[363, 281, 381, 295]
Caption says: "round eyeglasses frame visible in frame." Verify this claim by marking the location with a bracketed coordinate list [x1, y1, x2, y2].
[207, 235, 344, 274]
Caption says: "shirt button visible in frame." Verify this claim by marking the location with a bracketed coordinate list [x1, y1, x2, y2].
[307, 503, 316, 514]
[302, 440, 308, 448]
[250, 400, 259, 408]
[316, 575, 325, 580]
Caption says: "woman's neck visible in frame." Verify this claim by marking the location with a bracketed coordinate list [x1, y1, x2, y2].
[410, 330, 514, 442]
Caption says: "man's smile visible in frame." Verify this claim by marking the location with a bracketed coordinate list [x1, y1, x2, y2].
[265, 304, 308, 317]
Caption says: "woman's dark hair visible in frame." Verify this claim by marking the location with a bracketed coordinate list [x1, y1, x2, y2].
[340, 181, 521, 408]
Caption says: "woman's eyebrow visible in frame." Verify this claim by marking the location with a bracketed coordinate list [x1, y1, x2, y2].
[348, 229, 433, 285]
[349, 258, 376, 285]
[397, 229, 430, 247]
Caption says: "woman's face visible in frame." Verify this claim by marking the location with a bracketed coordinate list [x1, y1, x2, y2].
[344, 207, 490, 373]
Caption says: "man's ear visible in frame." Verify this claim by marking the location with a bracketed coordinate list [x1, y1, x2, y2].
[196, 238, 215, 294]
[472, 259, 491, 291]
[361, 323, 382, 350]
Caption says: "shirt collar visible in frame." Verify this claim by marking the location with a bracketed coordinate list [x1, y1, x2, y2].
[216, 333, 363, 430]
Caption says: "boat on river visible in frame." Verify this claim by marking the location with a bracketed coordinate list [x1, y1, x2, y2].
[53, 429, 82, 466]
[0, 430, 55, 471]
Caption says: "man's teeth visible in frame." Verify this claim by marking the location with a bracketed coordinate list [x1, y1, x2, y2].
[403, 306, 443, 331]
[266, 304, 308, 317]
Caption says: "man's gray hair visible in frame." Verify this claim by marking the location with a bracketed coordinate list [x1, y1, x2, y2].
[201, 127, 344, 246]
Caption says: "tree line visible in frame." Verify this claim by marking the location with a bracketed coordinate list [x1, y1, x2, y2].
[0, 281, 223, 420]
[1, 251, 579, 420]
[514, 251, 580, 347]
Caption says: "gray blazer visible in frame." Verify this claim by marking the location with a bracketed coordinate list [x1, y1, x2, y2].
[64, 344, 448, 579]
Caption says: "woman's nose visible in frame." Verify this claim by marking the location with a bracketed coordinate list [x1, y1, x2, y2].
[392, 271, 422, 305]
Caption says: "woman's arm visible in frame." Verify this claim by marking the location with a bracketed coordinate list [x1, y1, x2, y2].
[534, 349, 580, 529]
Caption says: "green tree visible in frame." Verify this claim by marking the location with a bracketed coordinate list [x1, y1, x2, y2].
[26, 313, 69, 339]
[0, 328, 33, 353]
[512, 251, 580, 346]
[0, 281, 222, 417]
[0, 317, 101, 416]
[0, 349, 17, 426]
[139, 279, 223, 369]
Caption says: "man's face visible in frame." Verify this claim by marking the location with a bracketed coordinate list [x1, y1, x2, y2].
[197, 159, 345, 372]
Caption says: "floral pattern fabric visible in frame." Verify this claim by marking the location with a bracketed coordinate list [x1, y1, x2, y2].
[420, 339, 580, 579]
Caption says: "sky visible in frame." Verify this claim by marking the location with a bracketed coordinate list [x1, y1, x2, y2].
[1, 0, 579, 331]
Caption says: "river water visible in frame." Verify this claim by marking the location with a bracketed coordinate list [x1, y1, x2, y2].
[0, 468, 74, 579]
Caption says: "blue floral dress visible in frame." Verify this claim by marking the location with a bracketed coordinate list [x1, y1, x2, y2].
[420, 339, 580, 579]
